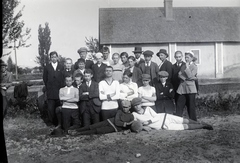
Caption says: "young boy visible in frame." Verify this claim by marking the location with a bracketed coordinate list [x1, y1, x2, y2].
[63, 58, 74, 78]
[111, 53, 125, 82]
[72, 73, 84, 89]
[79, 69, 101, 126]
[68, 100, 134, 135]
[92, 52, 107, 83]
[73, 59, 86, 78]
[120, 52, 129, 70]
[139, 50, 159, 86]
[56, 75, 80, 131]
[153, 71, 175, 114]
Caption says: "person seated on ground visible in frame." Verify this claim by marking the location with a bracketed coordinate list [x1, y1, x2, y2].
[63, 58, 74, 78]
[56, 75, 80, 132]
[153, 71, 175, 114]
[131, 97, 213, 131]
[73, 59, 86, 79]
[138, 74, 157, 112]
[119, 70, 138, 101]
[79, 69, 101, 127]
[68, 100, 134, 135]
[111, 53, 125, 83]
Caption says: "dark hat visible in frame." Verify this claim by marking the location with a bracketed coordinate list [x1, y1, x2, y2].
[143, 50, 154, 56]
[142, 74, 151, 80]
[121, 100, 131, 108]
[156, 49, 169, 58]
[0, 60, 7, 66]
[102, 47, 109, 53]
[158, 71, 169, 77]
[133, 47, 143, 53]
[131, 97, 142, 106]
[131, 121, 143, 133]
[77, 47, 88, 53]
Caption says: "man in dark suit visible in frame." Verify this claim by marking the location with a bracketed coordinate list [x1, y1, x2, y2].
[139, 50, 159, 86]
[172, 51, 186, 103]
[157, 49, 173, 81]
[153, 71, 175, 114]
[43, 51, 65, 126]
[79, 69, 101, 126]
[63, 58, 74, 78]
[133, 46, 145, 68]
[92, 52, 107, 83]
[74, 47, 94, 70]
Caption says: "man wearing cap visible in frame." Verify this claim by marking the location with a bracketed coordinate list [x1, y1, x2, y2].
[156, 49, 173, 81]
[132, 47, 145, 67]
[139, 50, 159, 85]
[91, 52, 107, 83]
[74, 47, 94, 70]
[153, 71, 175, 114]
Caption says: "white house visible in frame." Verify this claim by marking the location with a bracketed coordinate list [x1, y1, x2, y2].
[99, 0, 240, 78]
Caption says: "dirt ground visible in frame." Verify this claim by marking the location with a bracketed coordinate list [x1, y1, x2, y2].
[3, 113, 240, 163]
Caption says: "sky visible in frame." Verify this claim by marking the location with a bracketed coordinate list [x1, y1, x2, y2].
[2, 0, 240, 68]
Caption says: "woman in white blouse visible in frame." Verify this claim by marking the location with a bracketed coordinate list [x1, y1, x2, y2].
[119, 70, 138, 101]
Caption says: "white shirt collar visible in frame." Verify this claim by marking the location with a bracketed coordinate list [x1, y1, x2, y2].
[145, 61, 151, 66]
[51, 62, 58, 70]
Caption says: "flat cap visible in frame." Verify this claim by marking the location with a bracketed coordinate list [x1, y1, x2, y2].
[77, 47, 88, 53]
[131, 97, 142, 106]
[143, 50, 153, 56]
[142, 74, 151, 80]
[121, 100, 131, 108]
[158, 71, 169, 77]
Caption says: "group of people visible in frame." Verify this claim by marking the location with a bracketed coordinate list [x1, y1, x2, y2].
[42, 46, 213, 136]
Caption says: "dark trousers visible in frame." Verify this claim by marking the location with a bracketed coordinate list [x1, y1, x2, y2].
[83, 111, 100, 127]
[47, 99, 61, 126]
[61, 108, 81, 131]
[176, 93, 197, 121]
[155, 99, 175, 114]
[101, 109, 118, 121]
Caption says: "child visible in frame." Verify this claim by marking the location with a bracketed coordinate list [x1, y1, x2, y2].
[73, 59, 86, 78]
[63, 58, 74, 78]
[138, 74, 157, 112]
[127, 56, 142, 87]
[72, 73, 84, 89]
[68, 100, 134, 135]
[56, 75, 80, 132]
[153, 71, 175, 114]
[120, 52, 129, 70]
[139, 50, 159, 86]
[131, 97, 213, 131]
[111, 53, 125, 82]
[79, 69, 101, 126]
[92, 52, 107, 83]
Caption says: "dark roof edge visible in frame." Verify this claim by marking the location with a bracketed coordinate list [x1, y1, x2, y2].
[99, 7, 240, 10]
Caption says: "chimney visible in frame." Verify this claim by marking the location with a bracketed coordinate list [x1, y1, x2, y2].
[164, 0, 173, 19]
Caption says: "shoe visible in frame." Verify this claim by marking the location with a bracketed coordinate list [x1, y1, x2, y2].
[203, 124, 213, 130]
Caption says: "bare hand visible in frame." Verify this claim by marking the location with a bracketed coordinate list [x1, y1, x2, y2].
[142, 121, 150, 126]
[82, 92, 89, 95]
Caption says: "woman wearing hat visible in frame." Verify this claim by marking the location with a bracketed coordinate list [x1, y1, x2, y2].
[156, 49, 173, 81]
[131, 97, 213, 131]
[176, 51, 198, 121]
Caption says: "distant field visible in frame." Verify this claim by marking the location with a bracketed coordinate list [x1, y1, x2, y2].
[13, 73, 42, 81]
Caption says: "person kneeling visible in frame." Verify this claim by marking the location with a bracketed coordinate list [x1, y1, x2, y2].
[68, 100, 134, 135]
[131, 97, 213, 131]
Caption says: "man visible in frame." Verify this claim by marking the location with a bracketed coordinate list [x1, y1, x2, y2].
[63, 58, 74, 78]
[92, 52, 107, 83]
[79, 69, 101, 126]
[139, 50, 159, 86]
[132, 46, 145, 67]
[156, 49, 173, 81]
[101, 47, 111, 66]
[74, 47, 94, 69]
[43, 51, 65, 126]
[120, 52, 129, 70]
[172, 51, 186, 103]
[99, 66, 120, 120]
[153, 71, 175, 114]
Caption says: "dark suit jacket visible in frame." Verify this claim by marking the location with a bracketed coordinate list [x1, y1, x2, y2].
[135, 58, 145, 68]
[172, 61, 186, 92]
[159, 60, 173, 81]
[74, 59, 94, 70]
[43, 62, 65, 99]
[139, 61, 159, 84]
[63, 68, 74, 78]
[92, 63, 107, 83]
[127, 67, 142, 87]
[79, 81, 101, 114]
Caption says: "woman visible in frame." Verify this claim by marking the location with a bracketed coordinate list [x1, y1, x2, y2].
[131, 97, 213, 131]
[138, 74, 157, 112]
[119, 70, 138, 101]
[176, 51, 198, 121]
[127, 56, 142, 86]
[111, 53, 125, 82]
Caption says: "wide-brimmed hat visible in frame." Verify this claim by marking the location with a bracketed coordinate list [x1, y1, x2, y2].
[131, 97, 142, 107]
[0, 60, 7, 66]
[133, 47, 143, 53]
[156, 49, 169, 58]
[143, 50, 154, 56]
[142, 74, 151, 81]
[77, 47, 88, 53]
[158, 71, 169, 77]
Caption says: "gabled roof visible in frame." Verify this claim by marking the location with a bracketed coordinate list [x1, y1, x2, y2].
[99, 7, 240, 44]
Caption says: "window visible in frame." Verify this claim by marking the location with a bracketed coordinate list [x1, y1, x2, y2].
[191, 49, 200, 65]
